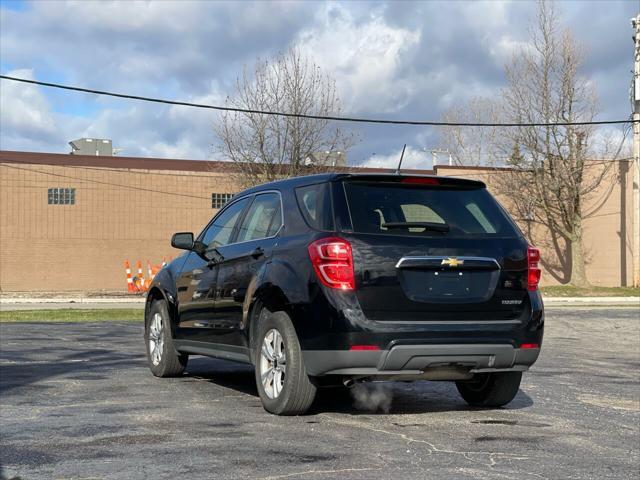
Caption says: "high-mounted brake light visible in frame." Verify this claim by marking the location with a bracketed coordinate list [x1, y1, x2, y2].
[308, 237, 355, 290]
[527, 246, 541, 291]
[402, 177, 440, 185]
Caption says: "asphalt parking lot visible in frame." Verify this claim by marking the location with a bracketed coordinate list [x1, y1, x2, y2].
[1, 308, 638, 480]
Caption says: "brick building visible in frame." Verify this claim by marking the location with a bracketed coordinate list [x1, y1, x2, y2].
[0, 150, 636, 292]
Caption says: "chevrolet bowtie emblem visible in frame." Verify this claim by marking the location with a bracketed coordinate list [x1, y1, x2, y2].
[441, 257, 464, 267]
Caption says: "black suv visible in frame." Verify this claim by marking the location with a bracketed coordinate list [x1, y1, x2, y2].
[144, 173, 543, 415]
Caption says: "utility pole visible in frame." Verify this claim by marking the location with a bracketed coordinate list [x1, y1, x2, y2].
[632, 14, 640, 287]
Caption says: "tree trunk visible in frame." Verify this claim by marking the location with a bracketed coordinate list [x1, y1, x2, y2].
[569, 229, 590, 287]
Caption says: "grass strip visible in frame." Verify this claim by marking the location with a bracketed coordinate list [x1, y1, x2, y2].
[0, 308, 143, 323]
[540, 286, 640, 297]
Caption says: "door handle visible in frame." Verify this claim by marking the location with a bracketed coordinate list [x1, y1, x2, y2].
[251, 247, 265, 259]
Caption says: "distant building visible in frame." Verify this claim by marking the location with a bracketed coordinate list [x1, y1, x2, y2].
[0, 150, 635, 291]
[304, 150, 346, 167]
[69, 138, 114, 156]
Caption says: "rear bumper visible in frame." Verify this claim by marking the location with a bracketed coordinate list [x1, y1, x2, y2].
[303, 344, 540, 377]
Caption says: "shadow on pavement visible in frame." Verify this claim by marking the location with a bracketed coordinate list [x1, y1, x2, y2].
[183, 356, 534, 415]
[0, 348, 144, 395]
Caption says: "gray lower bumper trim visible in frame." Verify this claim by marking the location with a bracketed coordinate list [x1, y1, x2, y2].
[380, 344, 516, 370]
[303, 344, 540, 377]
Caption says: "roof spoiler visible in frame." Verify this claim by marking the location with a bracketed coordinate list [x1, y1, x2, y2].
[338, 173, 485, 189]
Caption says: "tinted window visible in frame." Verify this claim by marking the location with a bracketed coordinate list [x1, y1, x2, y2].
[236, 193, 282, 242]
[295, 183, 334, 231]
[200, 197, 250, 249]
[343, 182, 517, 238]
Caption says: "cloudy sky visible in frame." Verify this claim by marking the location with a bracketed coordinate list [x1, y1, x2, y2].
[0, 0, 636, 168]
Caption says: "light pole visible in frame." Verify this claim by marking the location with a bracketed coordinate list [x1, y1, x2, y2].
[423, 148, 453, 169]
[632, 14, 640, 287]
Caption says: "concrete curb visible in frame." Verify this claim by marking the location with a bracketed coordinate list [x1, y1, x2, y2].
[0, 297, 145, 304]
[543, 297, 639, 307]
[1, 296, 637, 308]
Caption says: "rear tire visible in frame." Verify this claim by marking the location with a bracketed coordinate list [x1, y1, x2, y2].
[456, 371, 522, 407]
[145, 299, 188, 377]
[254, 309, 317, 415]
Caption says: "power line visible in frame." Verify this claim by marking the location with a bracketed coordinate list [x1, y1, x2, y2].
[1, 74, 637, 128]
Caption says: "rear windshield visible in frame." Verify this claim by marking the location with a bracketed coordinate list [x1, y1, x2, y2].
[343, 181, 519, 238]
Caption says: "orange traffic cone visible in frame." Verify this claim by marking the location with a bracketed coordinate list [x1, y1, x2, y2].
[144, 260, 154, 290]
[162, 256, 167, 267]
[125, 260, 135, 293]
[136, 260, 146, 292]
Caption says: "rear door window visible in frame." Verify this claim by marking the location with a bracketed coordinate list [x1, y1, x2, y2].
[236, 193, 283, 242]
[343, 181, 517, 238]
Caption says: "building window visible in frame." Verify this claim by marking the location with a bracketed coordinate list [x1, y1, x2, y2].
[211, 193, 234, 209]
[48, 188, 76, 205]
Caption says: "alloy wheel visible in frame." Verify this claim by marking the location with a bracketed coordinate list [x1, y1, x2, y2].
[259, 328, 287, 399]
[148, 312, 164, 366]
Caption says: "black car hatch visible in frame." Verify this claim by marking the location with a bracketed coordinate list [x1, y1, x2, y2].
[339, 177, 530, 322]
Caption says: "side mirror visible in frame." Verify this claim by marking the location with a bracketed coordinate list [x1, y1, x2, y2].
[171, 232, 194, 250]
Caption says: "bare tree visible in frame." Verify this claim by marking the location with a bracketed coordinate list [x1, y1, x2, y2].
[440, 97, 503, 166]
[496, 0, 610, 287]
[441, 1, 624, 287]
[215, 48, 355, 188]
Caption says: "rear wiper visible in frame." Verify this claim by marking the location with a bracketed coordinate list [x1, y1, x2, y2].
[381, 222, 450, 233]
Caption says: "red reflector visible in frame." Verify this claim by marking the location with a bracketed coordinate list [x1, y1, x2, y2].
[520, 343, 539, 349]
[308, 237, 355, 290]
[349, 345, 381, 351]
[401, 177, 439, 185]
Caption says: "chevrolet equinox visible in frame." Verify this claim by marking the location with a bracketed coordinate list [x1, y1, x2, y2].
[144, 173, 543, 415]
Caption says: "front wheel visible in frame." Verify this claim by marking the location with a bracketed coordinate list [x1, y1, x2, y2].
[456, 371, 522, 407]
[145, 299, 188, 377]
[254, 310, 316, 415]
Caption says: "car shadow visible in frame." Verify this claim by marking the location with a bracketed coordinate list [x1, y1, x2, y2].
[0, 348, 145, 395]
[184, 357, 258, 396]
[183, 357, 534, 415]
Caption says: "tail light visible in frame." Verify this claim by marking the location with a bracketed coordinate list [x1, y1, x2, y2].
[308, 237, 355, 290]
[527, 246, 541, 291]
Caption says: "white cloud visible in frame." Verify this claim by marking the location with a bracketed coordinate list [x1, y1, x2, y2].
[81, 90, 226, 159]
[0, 0, 632, 163]
[1, 69, 56, 138]
[296, 4, 421, 114]
[358, 146, 432, 170]
[0, 68, 88, 152]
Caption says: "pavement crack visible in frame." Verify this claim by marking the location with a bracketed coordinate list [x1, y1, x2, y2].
[257, 467, 379, 480]
[318, 414, 530, 468]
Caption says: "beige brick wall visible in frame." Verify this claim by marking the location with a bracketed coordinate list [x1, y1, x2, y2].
[0, 162, 235, 291]
[0, 158, 635, 291]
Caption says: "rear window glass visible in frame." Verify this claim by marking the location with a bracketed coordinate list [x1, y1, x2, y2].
[295, 183, 334, 231]
[343, 182, 518, 238]
[236, 193, 282, 242]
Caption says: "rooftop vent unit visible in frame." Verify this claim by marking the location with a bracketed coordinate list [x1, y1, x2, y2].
[69, 138, 114, 156]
